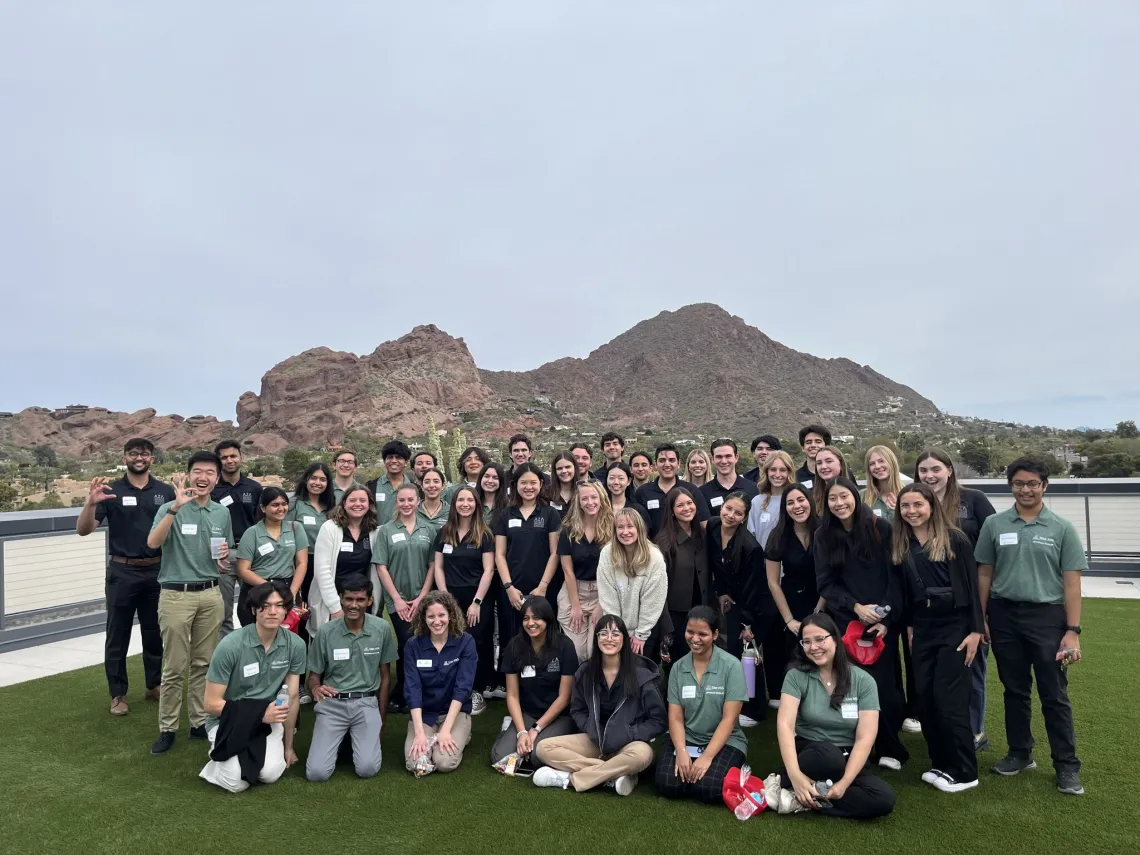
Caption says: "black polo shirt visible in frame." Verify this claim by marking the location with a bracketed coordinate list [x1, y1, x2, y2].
[591, 463, 619, 482]
[742, 467, 761, 483]
[211, 474, 263, 541]
[94, 475, 176, 559]
[493, 505, 562, 591]
[634, 478, 711, 538]
[335, 528, 373, 580]
[434, 530, 494, 589]
[557, 530, 601, 583]
[700, 476, 760, 512]
[956, 488, 997, 547]
[795, 464, 814, 487]
[501, 634, 578, 717]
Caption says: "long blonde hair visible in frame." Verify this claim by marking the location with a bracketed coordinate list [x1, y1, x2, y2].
[890, 483, 957, 565]
[683, 449, 712, 487]
[863, 445, 904, 510]
[609, 508, 656, 577]
[562, 481, 614, 549]
[757, 450, 795, 510]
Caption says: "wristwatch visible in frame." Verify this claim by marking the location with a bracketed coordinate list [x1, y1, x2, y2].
[473, 597, 483, 606]
[531, 723, 543, 734]
[1065, 625, 1082, 635]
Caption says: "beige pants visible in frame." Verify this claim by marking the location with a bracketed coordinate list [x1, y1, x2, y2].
[558, 581, 600, 662]
[535, 733, 655, 792]
[157, 587, 224, 732]
[403, 713, 473, 774]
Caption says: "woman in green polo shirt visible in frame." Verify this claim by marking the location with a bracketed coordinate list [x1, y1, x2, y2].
[235, 488, 309, 627]
[376, 482, 437, 714]
[656, 605, 749, 805]
[417, 468, 450, 535]
[767, 613, 896, 819]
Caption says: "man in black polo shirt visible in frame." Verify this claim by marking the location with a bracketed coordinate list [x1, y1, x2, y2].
[569, 443, 598, 483]
[591, 432, 625, 481]
[794, 424, 831, 487]
[742, 434, 781, 483]
[77, 438, 175, 717]
[211, 440, 262, 638]
[701, 439, 760, 512]
[634, 443, 712, 538]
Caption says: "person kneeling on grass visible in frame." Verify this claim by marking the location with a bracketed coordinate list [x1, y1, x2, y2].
[199, 580, 305, 793]
[533, 614, 666, 795]
[765, 613, 896, 819]
[404, 591, 478, 776]
[306, 574, 398, 781]
[655, 605, 749, 804]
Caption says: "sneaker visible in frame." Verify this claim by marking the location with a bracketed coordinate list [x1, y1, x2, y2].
[763, 773, 783, 809]
[878, 756, 902, 771]
[933, 773, 979, 793]
[739, 714, 760, 728]
[612, 774, 637, 796]
[110, 696, 129, 716]
[150, 732, 175, 754]
[471, 691, 487, 715]
[992, 755, 1036, 776]
[1057, 770, 1085, 796]
[777, 788, 808, 814]
[767, 698, 781, 710]
[974, 734, 991, 753]
[482, 686, 497, 700]
[299, 689, 312, 705]
[532, 767, 571, 789]
[188, 725, 208, 740]
[921, 769, 945, 786]
[902, 717, 922, 733]
[387, 700, 408, 715]
[490, 685, 507, 699]
[144, 685, 161, 702]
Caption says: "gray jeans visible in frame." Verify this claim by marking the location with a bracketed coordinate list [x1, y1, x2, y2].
[970, 643, 989, 736]
[218, 573, 238, 639]
[305, 696, 382, 781]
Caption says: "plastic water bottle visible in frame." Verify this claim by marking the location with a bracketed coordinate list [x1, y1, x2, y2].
[872, 605, 891, 620]
[733, 764, 760, 820]
[275, 684, 290, 707]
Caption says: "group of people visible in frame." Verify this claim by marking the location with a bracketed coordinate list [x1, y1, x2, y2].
[77, 424, 1088, 809]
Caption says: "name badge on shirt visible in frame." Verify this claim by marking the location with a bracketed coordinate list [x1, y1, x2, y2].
[710, 496, 723, 507]
[333, 648, 350, 661]
[508, 519, 522, 528]
[219, 495, 234, 507]
[999, 532, 1018, 546]
[803, 479, 813, 489]
[122, 496, 137, 507]
[243, 662, 260, 677]
[760, 512, 771, 523]
[257, 543, 274, 556]
[416, 659, 433, 668]
[646, 499, 660, 510]
[339, 542, 353, 553]
[442, 544, 454, 554]
[376, 493, 386, 502]
[391, 532, 407, 543]
[303, 515, 316, 525]
[180, 523, 198, 536]
[873, 509, 883, 518]
[681, 685, 697, 699]
[841, 701, 859, 720]
[520, 666, 536, 678]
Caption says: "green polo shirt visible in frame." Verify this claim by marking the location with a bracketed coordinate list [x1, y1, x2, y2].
[235, 519, 309, 581]
[416, 500, 450, 537]
[333, 480, 364, 503]
[204, 623, 306, 731]
[781, 665, 879, 746]
[869, 497, 894, 522]
[308, 614, 398, 694]
[373, 475, 412, 518]
[975, 506, 1088, 604]
[373, 518, 436, 613]
[667, 645, 749, 754]
[442, 481, 477, 504]
[286, 497, 328, 547]
[151, 500, 233, 584]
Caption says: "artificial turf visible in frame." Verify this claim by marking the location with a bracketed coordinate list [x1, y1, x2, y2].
[3, 599, 1136, 855]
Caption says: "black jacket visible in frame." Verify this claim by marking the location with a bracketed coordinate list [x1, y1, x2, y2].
[814, 517, 903, 627]
[707, 519, 770, 625]
[899, 530, 985, 635]
[209, 698, 272, 787]
[570, 662, 666, 757]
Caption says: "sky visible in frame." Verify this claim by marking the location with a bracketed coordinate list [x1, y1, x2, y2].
[1, 2, 1137, 431]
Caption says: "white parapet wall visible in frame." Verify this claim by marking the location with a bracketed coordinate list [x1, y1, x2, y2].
[2, 531, 107, 615]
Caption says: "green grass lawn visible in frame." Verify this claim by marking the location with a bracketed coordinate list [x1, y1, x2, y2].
[4, 599, 1137, 855]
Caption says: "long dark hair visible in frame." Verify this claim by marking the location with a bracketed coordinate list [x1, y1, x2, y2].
[914, 447, 961, 521]
[544, 452, 577, 503]
[816, 477, 884, 569]
[655, 485, 705, 563]
[811, 446, 853, 515]
[506, 595, 564, 668]
[766, 483, 817, 558]
[711, 492, 757, 573]
[458, 446, 491, 481]
[294, 462, 335, 513]
[510, 463, 550, 508]
[256, 487, 290, 521]
[581, 614, 639, 699]
[792, 613, 851, 709]
[603, 461, 637, 505]
[476, 462, 509, 527]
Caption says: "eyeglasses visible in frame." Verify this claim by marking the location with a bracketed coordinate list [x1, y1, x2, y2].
[126, 451, 153, 459]
[597, 630, 623, 639]
[800, 634, 832, 649]
[1011, 480, 1043, 490]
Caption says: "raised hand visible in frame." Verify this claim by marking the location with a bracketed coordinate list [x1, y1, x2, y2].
[171, 473, 195, 509]
[86, 477, 116, 505]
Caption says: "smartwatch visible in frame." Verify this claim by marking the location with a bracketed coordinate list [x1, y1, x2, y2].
[1065, 625, 1082, 635]
[473, 597, 483, 606]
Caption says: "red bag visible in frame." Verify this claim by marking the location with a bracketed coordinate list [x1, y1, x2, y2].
[722, 765, 768, 819]
[842, 620, 885, 666]
[282, 606, 309, 635]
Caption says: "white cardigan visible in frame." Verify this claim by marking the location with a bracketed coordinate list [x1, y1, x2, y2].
[596, 542, 668, 641]
[310, 519, 382, 637]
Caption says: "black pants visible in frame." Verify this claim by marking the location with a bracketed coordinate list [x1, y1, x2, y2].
[761, 623, 792, 702]
[912, 612, 977, 781]
[860, 631, 910, 764]
[451, 585, 496, 691]
[781, 740, 895, 819]
[719, 603, 768, 719]
[236, 581, 255, 627]
[656, 743, 747, 804]
[899, 631, 918, 720]
[390, 612, 413, 707]
[988, 598, 1079, 773]
[104, 562, 162, 697]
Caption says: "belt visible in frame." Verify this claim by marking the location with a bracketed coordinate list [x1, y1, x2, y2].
[330, 691, 375, 700]
[160, 580, 219, 592]
[111, 556, 161, 567]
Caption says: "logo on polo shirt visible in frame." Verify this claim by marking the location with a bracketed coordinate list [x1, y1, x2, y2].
[443, 657, 460, 667]
[704, 685, 725, 695]
[241, 492, 253, 503]
[270, 658, 289, 668]
[363, 646, 381, 656]
[1031, 535, 1058, 548]
[153, 494, 164, 505]
[534, 517, 546, 530]
[547, 657, 561, 673]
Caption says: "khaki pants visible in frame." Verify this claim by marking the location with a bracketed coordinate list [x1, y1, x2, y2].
[403, 713, 472, 774]
[157, 587, 224, 732]
[557, 581, 599, 663]
[535, 733, 655, 792]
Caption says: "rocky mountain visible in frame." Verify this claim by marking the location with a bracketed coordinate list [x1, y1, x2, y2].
[2, 306, 941, 457]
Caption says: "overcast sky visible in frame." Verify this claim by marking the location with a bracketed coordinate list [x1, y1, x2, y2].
[2, 2, 1136, 430]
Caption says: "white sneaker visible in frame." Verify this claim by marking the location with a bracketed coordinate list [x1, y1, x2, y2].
[763, 773, 782, 810]
[612, 774, 637, 796]
[533, 767, 571, 789]
[470, 691, 486, 715]
[933, 774, 979, 794]
[481, 686, 497, 700]
[299, 690, 312, 706]
[490, 685, 507, 699]
[902, 718, 922, 733]
[767, 698, 781, 710]
[739, 714, 760, 728]
[777, 788, 808, 814]
[878, 757, 902, 771]
[921, 768, 944, 786]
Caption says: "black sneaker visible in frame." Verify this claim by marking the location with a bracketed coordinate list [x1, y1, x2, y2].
[150, 731, 175, 755]
[1057, 770, 1085, 796]
[188, 725, 208, 740]
[992, 754, 1036, 776]
[974, 734, 991, 753]
[387, 701, 408, 715]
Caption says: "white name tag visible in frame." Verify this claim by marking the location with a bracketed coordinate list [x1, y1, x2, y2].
[647, 499, 660, 510]
[303, 515, 316, 525]
[333, 648, 350, 661]
[841, 701, 859, 720]
[508, 519, 522, 528]
[803, 479, 813, 489]
[122, 496, 137, 506]
[710, 496, 724, 507]
[999, 532, 1018, 546]
[759, 512, 771, 523]
[416, 659, 433, 668]
[220, 495, 234, 507]
[520, 666, 536, 678]
[242, 662, 260, 677]
[681, 685, 697, 699]
[339, 542, 353, 553]
[391, 532, 406, 543]
[376, 493, 386, 502]
[873, 509, 883, 517]
[257, 543, 274, 556]
[180, 523, 198, 536]
[442, 544, 454, 554]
